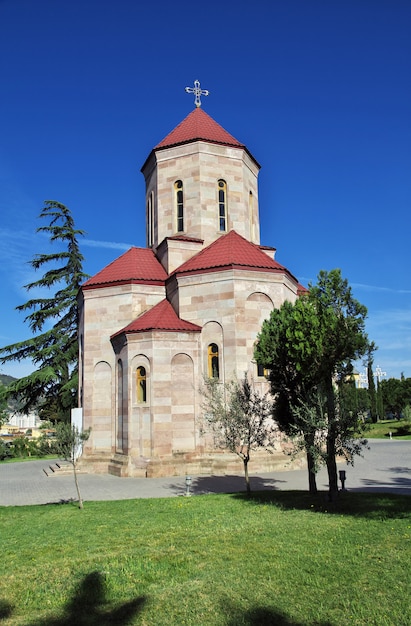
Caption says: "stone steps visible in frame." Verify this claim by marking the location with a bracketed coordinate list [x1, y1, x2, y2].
[43, 461, 75, 477]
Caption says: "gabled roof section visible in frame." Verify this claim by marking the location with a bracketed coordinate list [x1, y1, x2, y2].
[155, 107, 244, 151]
[82, 247, 168, 290]
[111, 299, 202, 338]
[173, 230, 297, 281]
[164, 234, 203, 244]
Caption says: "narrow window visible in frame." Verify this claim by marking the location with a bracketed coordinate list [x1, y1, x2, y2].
[208, 343, 220, 379]
[249, 191, 254, 239]
[174, 180, 184, 232]
[137, 366, 147, 403]
[218, 179, 227, 231]
[147, 192, 154, 247]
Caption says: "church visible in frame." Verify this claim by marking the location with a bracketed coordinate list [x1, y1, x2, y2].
[78, 83, 304, 477]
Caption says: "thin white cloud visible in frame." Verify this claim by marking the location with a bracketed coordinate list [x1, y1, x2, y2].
[352, 283, 411, 295]
[298, 276, 411, 295]
[82, 238, 133, 251]
[367, 307, 411, 329]
[364, 307, 411, 378]
[0, 229, 41, 290]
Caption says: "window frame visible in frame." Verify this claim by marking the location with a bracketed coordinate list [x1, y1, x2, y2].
[218, 179, 227, 232]
[207, 343, 220, 379]
[136, 365, 147, 403]
[174, 180, 184, 233]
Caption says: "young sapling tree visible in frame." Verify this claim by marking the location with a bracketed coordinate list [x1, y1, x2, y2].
[201, 374, 276, 494]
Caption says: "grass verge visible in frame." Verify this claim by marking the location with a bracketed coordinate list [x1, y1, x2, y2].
[361, 419, 411, 439]
[0, 455, 58, 464]
[1, 491, 410, 625]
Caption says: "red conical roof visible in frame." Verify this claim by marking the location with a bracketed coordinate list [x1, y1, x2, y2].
[111, 298, 202, 338]
[155, 107, 244, 151]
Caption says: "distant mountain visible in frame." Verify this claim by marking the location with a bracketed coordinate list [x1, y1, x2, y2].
[0, 375, 25, 414]
[0, 374, 18, 386]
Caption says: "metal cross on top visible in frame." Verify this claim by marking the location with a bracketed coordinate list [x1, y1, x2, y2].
[185, 80, 209, 108]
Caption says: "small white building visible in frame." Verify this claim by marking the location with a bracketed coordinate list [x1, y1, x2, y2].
[6, 412, 39, 430]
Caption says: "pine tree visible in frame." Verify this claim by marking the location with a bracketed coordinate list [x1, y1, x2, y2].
[367, 352, 378, 423]
[0, 201, 88, 421]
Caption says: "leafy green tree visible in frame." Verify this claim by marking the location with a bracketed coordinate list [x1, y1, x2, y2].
[339, 379, 370, 422]
[380, 377, 408, 418]
[255, 269, 370, 498]
[0, 201, 88, 422]
[0, 440, 13, 461]
[55, 423, 91, 509]
[403, 404, 411, 424]
[201, 374, 276, 494]
[254, 297, 326, 494]
[8, 435, 39, 459]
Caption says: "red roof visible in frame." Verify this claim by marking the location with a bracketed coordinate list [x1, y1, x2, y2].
[111, 299, 202, 338]
[173, 230, 296, 280]
[164, 234, 203, 243]
[155, 107, 244, 151]
[82, 247, 168, 290]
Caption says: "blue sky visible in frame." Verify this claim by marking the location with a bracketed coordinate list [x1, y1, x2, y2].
[0, 0, 410, 381]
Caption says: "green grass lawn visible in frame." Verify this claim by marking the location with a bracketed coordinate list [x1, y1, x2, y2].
[361, 418, 411, 440]
[1, 492, 410, 625]
[1, 454, 58, 464]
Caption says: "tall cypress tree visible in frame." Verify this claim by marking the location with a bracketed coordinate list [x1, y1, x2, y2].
[367, 352, 378, 423]
[376, 380, 384, 421]
[0, 201, 88, 422]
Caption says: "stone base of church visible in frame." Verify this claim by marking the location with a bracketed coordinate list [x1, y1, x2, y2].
[144, 450, 305, 478]
[79, 448, 306, 478]
[77, 451, 113, 474]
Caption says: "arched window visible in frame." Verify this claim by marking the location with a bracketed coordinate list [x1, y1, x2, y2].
[218, 180, 227, 231]
[147, 191, 154, 247]
[137, 366, 147, 403]
[175, 180, 184, 232]
[208, 343, 220, 379]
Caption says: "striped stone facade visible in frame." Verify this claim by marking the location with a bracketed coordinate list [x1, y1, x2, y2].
[78, 107, 303, 477]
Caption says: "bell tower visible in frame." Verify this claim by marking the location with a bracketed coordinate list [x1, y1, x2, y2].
[141, 82, 261, 263]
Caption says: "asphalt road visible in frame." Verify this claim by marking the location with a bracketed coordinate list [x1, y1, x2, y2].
[0, 440, 410, 506]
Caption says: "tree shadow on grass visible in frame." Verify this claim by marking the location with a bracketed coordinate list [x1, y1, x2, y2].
[230, 489, 411, 520]
[388, 425, 411, 437]
[224, 602, 333, 625]
[26, 571, 146, 625]
[0, 600, 13, 621]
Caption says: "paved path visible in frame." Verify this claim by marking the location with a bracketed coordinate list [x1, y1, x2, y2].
[1, 440, 410, 506]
